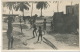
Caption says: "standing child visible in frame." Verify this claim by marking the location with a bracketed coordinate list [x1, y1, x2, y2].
[29, 19, 33, 29]
[37, 26, 43, 42]
[33, 14, 38, 24]
[33, 24, 37, 38]
[43, 19, 47, 34]
[7, 16, 14, 50]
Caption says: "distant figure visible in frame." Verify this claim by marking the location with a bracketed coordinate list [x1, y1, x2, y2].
[19, 16, 23, 33]
[7, 16, 14, 50]
[37, 26, 43, 42]
[33, 24, 37, 38]
[33, 14, 38, 24]
[43, 19, 47, 34]
[29, 19, 33, 29]
[23, 16, 26, 24]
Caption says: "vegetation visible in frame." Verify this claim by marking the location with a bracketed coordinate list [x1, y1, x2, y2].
[36, 1, 49, 17]
[16, 2, 30, 23]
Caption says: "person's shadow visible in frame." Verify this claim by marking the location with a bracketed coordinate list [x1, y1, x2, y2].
[27, 37, 35, 40]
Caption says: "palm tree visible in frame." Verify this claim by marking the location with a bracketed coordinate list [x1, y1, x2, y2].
[16, 2, 30, 33]
[3, 2, 17, 22]
[16, 2, 30, 24]
[3, 2, 16, 14]
[30, 1, 37, 17]
[36, 1, 49, 17]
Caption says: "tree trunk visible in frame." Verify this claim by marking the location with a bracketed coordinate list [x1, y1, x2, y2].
[71, 1, 73, 5]
[41, 8, 42, 17]
[12, 9, 13, 14]
[12, 9, 15, 22]
[31, 2, 33, 17]
[57, 1, 59, 12]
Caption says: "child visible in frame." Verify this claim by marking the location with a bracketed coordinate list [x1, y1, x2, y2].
[7, 16, 14, 49]
[33, 24, 37, 38]
[43, 19, 47, 34]
[29, 19, 33, 29]
[37, 26, 43, 42]
[33, 14, 38, 24]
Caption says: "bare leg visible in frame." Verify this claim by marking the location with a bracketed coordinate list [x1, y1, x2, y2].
[8, 39, 11, 50]
[35, 31, 37, 36]
[37, 35, 40, 42]
[41, 35, 42, 41]
[11, 36, 14, 49]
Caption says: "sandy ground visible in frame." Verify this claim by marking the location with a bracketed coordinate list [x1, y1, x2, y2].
[3, 22, 53, 50]
[2, 19, 79, 50]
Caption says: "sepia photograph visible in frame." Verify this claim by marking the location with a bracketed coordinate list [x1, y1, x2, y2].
[2, 0, 79, 50]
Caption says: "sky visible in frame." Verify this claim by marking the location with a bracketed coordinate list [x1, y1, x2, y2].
[2, 0, 80, 16]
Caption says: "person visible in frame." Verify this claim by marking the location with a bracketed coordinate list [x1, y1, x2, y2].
[37, 26, 43, 42]
[33, 14, 38, 24]
[23, 16, 26, 24]
[43, 19, 47, 34]
[7, 16, 14, 50]
[29, 19, 33, 29]
[33, 24, 37, 38]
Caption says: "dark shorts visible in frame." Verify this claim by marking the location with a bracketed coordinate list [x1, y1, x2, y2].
[39, 34, 42, 36]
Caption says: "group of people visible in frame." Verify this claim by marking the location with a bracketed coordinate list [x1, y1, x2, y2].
[32, 19, 47, 42]
[30, 15, 54, 43]
[6, 14, 54, 50]
[31, 17, 54, 43]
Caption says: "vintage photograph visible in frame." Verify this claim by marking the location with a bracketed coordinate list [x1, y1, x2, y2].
[2, 0, 79, 50]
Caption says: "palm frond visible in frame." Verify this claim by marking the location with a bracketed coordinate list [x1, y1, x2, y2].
[15, 4, 20, 11]
[15, 2, 30, 12]
[23, 4, 29, 10]
[36, 2, 43, 9]
[25, 2, 31, 7]
[36, 1, 49, 10]
[3, 2, 16, 10]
